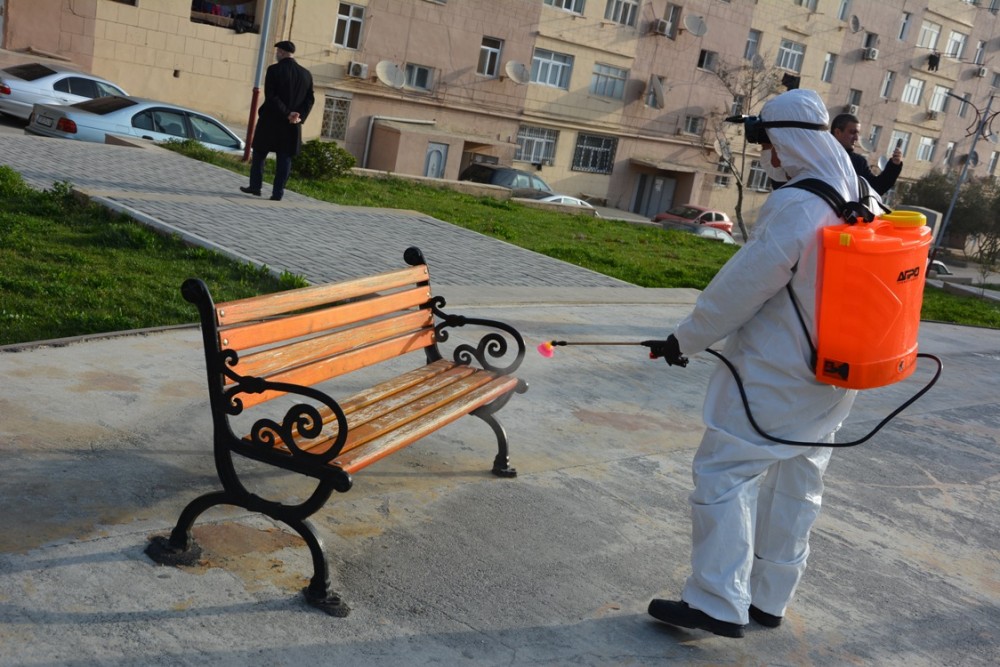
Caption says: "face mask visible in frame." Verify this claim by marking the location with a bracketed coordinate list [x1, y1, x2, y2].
[760, 149, 788, 183]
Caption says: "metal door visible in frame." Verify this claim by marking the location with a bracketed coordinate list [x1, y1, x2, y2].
[633, 174, 676, 218]
[424, 142, 448, 179]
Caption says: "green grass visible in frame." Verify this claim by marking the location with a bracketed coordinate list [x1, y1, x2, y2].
[2, 141, 997, 347]
[0, 167, 304, 346]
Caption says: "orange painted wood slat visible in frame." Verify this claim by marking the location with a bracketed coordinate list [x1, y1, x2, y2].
[220, 286, 432, 351]
[214, 265, 430, 325]
[332, 376, 520, 474]
[231, 310, 434, 380]
[236, 329, 436, 409]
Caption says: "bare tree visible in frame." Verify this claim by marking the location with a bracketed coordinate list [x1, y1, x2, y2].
[704, 55, 784, 240]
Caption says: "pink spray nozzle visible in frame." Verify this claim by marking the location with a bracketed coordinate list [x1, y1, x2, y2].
[537, 341, 555, 358]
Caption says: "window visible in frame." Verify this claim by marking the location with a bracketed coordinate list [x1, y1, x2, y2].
[989, 151, 999, 176]
[516, 126, 559, 163]
[917, 136, 937, 161]
[901, 77, 925, 105]
[478, 37, 503, 77]
[684, 116, 705, 135]
[959, 93, 971, 117]
[944, 141, 956, 166]
[531, 49, 574, 88]
[848, 89, 862, 106]
[881, 71, 896, 99]
[189, 114, 240, 149]
[662, 4, 681, 39]
[646, 75, 665, 107]
[776, 39, 806, 73]
[572, 133, 617, 174]
[890, 130, 911, 157]
[731, 95, 745, 116]
[591, 63, 628, 99]
[405, 63, 434, 90]
[544, 0, 586, 13]
[322, 95, 351, 141]
[747, 160, 770, 190]
[111, 0, 137, 4]
[864, 32, 879, 49]
[868, 125, 882, 150]
[715, 160, 731, 187]
[133, 108, 188, 138]
[917, 21, 941, 50]
[334, 3, 364, 49]
[604, 0, 639, 26]
[993, 72, 1000, 89]
[898, 12, 912, 41]
[697, 50, 719, 72]
[53, 77, 124, 98]
[929, 85, 950, 112]
[744, 29, 761, 61]
[838, 0, 852, 22]
[975, 40, 987, 65]
[947, 31, 968, 59]
[191, 1, 259, 32]
[794, 0, 818, 9]
[821, 53, 837, 83]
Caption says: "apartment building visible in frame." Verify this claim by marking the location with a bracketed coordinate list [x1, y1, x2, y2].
[3, 0, 1000, 221]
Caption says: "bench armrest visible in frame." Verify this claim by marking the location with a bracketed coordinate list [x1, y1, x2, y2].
[428, 296, 526, 377]
[221, 360, 349, 464]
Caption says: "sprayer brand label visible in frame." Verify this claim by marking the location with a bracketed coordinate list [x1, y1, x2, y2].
[821, 359, 850, 381]
[897, 266, 921, 282]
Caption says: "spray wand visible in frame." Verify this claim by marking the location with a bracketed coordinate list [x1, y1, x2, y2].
[537, 339, 687, 365]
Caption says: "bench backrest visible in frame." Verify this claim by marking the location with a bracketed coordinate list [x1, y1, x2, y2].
[184, 263, 437, 411]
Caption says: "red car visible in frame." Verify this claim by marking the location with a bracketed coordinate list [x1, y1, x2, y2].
[653, 204, 734, 233]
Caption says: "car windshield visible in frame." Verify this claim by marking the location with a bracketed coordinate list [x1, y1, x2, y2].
[3, 63, 58, 81]
[73, 96, 138, 114]
[667, 206, 702, 219]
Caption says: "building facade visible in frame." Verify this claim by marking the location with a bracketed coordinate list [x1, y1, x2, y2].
[3, 0, 1000, 221]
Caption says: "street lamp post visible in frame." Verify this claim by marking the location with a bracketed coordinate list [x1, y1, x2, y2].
[931, 93, 996, 264]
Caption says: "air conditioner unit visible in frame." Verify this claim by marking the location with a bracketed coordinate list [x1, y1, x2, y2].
[847, 104, 860, 115]
[347, 61, 369, 79]
[977, 66, 989, 78]
[862, 47, 879, 61]
[653, 18, 671, 36]
[927, 109, 939, 120]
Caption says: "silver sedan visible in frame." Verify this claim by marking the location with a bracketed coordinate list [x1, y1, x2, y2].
[26, 95, 245, 154]
[0, 62, 127, 120]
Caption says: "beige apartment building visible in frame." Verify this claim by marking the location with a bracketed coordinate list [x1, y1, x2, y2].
[3, 0, 1000, 221]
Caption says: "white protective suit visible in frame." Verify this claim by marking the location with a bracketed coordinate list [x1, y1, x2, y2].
[673, 89, 864, 626]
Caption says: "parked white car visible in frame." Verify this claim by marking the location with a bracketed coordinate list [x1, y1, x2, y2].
[26, 95, 245, 154]
[0, 62, 127, 120]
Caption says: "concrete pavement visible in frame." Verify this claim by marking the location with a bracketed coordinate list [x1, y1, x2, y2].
[2, 134, 1000, 666]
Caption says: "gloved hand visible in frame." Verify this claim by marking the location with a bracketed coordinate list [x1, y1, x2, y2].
[643, 334, 688, 367]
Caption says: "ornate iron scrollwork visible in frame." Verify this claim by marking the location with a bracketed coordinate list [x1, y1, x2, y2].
[429, 296, 526, 375]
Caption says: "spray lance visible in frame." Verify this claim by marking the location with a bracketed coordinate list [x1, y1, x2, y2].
[537, 337, 941, 448]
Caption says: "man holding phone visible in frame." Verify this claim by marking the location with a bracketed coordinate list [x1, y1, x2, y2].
[830, 113, 903, 196]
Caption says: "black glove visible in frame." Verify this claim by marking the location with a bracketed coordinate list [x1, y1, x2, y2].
[643, 335, 688, 367]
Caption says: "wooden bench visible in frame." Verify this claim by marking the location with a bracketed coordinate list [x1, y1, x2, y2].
[145, 247, 528, 616]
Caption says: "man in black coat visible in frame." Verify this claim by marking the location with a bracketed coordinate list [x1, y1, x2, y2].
[830, 113, 902, 196]
[241, 40, 314, 201]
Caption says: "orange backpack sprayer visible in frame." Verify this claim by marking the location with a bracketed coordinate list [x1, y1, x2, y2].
[815, 209, 932, 389]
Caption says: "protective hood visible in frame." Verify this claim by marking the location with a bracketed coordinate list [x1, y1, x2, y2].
[761, 89, 859, 202]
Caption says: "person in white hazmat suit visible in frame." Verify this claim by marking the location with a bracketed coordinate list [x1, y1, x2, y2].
[646, 89, 868, 639]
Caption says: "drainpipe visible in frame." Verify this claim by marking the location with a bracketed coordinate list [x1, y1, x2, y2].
[243, 0, 276, 162]
[362, 115, 436, 169]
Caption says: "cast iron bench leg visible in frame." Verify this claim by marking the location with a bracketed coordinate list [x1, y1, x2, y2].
[473, 401, 517, 478]
[144, 490, 230, 565]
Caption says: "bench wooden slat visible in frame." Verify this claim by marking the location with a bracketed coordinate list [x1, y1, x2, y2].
[215, 265, 430, 325]
[284, 364, 484, 455]
[237, 329, 437, 409]
[232, 309, 434, 380]
[333, 375, 520, 474]
[221, 286, 432, 351]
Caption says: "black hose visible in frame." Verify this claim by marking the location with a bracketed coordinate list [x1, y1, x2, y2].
[705, 349, 943, 447]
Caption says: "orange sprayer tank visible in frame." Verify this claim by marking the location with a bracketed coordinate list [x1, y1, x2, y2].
[816, 211, 931, 389]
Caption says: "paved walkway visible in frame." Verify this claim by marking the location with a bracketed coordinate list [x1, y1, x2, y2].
[1, 134, 999, 666]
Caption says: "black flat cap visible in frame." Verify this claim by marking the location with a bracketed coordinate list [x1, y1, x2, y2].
[274, 40, 296, 54]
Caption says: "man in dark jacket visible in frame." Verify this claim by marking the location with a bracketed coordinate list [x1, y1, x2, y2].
[241, 40, 314, 201]
[830, 113, 902, 196]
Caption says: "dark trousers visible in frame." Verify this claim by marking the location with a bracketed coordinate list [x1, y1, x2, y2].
[249, 149, 293, 199]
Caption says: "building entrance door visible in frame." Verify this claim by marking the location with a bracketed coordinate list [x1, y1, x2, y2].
[633, 173, 676, 218]
[424, 142, 448, 179]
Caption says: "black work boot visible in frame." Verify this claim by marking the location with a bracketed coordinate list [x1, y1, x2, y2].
[749, 604, 783, 627]
[648, 599, 746, 639]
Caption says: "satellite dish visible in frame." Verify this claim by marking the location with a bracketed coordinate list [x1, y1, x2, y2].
[682, 15, 708, 37]
[504, 60, 530, 85]
[649, 74, 665, 109]
[375, 60, 405, 89]
[849, 15, 861, 33]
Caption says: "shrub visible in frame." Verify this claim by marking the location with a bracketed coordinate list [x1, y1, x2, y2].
[292, 139, 356, 180]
